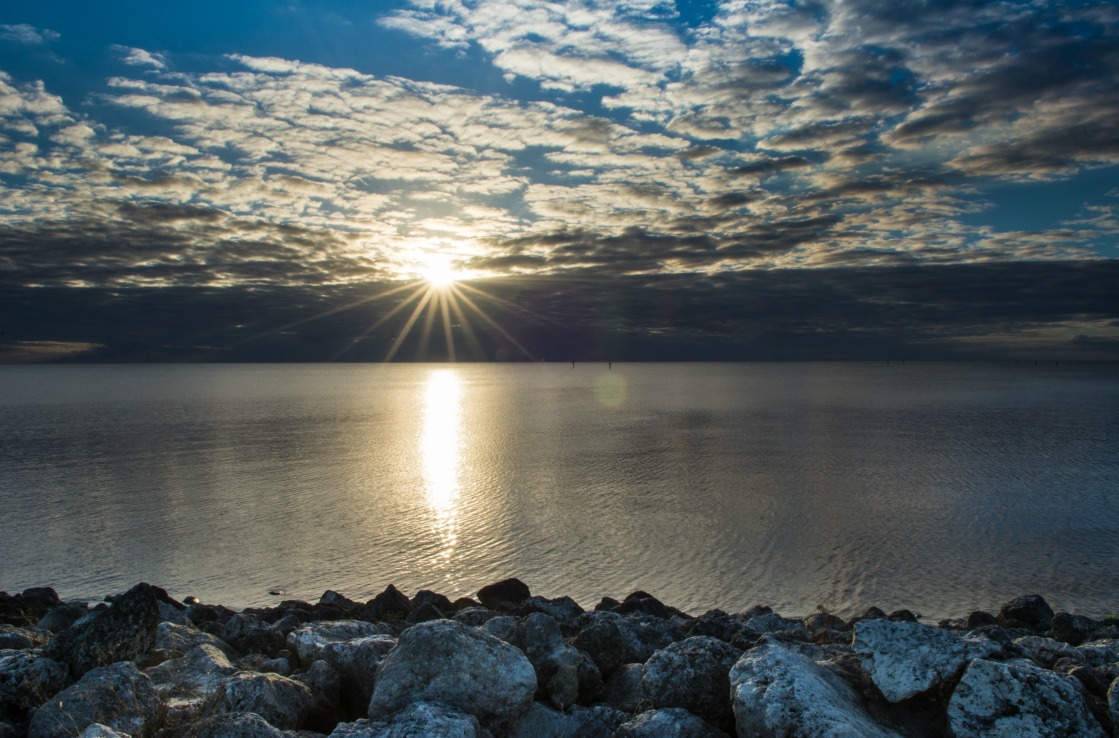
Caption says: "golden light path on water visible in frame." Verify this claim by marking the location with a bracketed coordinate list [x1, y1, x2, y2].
[421, 369, 463, 562]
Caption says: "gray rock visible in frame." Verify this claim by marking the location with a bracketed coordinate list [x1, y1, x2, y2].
[602, 663, 645, 713]
[999, 594, 1055, 631]
[27, 662, 161, 738]
[0, 625, 47, 651]
[44, 584, 160, 678]
[208, 671, 313, 730]
[614, 708, 728, 738]
[221, 614, 285, 657]
[504, 613, 601, 709]
[36, 606, 87, 634]
[477, 578, 531, 611]
[186, 712, 292, 738]
[507, 702, 627, 738]
[154, 622, 237, 662]
[479, 616, 517, 641]
[79, 725, 131, 738]
[144, 644, 237, 725]
[0, 649, 69, 718]
[743, 612, 810, 640]
[730, 642, 903, 738]
[1013, 635, 1085, 668]
[333, 701, 490, 737]
[853, 619, 999, 702]
[157, 602, 191, 627]
[1052, 612, 1100, 646]
[570, 612, 682, 677]
[641, 636, 741, 729]
[522, 597, 584, 628]
[947, 658, 1105, 737]
[1080, 639, 1119, 676]
[453, 609, 500, 628]
[286, 620, 390, 668]
[318, 634, 396, 716]
[1108, 675, 1119, 738]
[296, 659, 343, 731]
[368, 619, 535, 726]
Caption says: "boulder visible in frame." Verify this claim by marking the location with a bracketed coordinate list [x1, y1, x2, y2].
[318, 634, 397, 717]
[1052, 612, 1100, 646]
[404, 602, 446, 624]
[570, 612, 682, 677]
[742, 612, 809, 641]
[640, 636, 741, 729]
[453, 609, 500, 628]
[853, 619, 1000, 702]
[78, 725, 131, 738]
[367, 619, 535, 726]
[296, 659, 343, 731]
[207, 671, 314, 730]
[805, 612, 849, 644]
[503, 613, 601, 708]
[1109, 676, 1119, 738]
[0, 649, 69, 718]
[0, 625, 48, 650]
[730, 642, 903, 738]
[286, 620, 389, 667]
[186, 711, 291, 738]
[27, 662, 161, 738]
[602, 663, 645, 712]
[507, 702, 627, 738]
[999, 594, 1055, 631]
[614, 707, 728, 738]
[947, 658, 1105, 737]
[522, 597, 584, 629]
[360, 586, 413, 622]
[411, 591, 455, 613]
[144, 644, 237, 724]
[36, 606, 88, 634]
[154, 622, 237, 662]
[221, 614, 285, 657]
[319, 591, 363, 615]
[1013, 635, 1085, 669]
[44, 584, 160, 678]
[476, 579, 531, 611]
[332, 701, 489, 737]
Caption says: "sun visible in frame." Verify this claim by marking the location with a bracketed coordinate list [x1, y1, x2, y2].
[418, 253, 459, 289]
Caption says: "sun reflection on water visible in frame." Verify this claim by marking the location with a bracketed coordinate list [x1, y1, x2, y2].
[421, 369, 462, 559]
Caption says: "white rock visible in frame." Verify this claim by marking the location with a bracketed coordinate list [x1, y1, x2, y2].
[79, 725, 131, 738]
[0, 649, 69, 716]
[1013, 635, 1085, 668]
[853, 619, 999, 702]
[332, 701, 491, 737]
[368, 619, 536, 725]
[641, 636, 741, 729]
[947, 658, 1105, 737]
[144, 643, 237, 723]
[28, 662, 160, 738]
[730, 642, 902, 738]
[209, 671, 314, 730]
[286, 620, 390, 667]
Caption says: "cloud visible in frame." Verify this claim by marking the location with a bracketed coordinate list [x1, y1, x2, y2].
[112, 45, 167, 70]
[0, 24, 60, 45]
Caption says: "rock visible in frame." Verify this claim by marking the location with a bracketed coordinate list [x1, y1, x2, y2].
[640, 636, 741, 729]
[742, 612, 810, 641]
[999, 593, 1055, 631]
[1052, 612, 1100, 646]
[522, 597, 584, 629]
[805, 612, 849, 644]
[453, 597, 481, 611]
[295, 659, 343, 731]
[570, 612, 682, 678]
[502, 613, 601, 709]
[144, 644, 237, 725]
[186, 712, 291, 738]
[78, 725, 131, 738]
[476, 579, 531, 611]
[360, 586, 413, 622]
[368, 619, 535, 726]
[411, 590, 455, 613]
[602, 663, 645, 713]
[157, 602, 191, 628]
[44, 583, 160, 678]
[453, 609, 500, 628]
[1109, 676, 1119, 737]
[966, 610, 998, 629]
[184, 603, 236, 629]
[615, 592, 671, 620]
[853, 619, 1000, 702]
[37, 606, 88, 634]
[17, 591, 63, 625]
[0, 625, 44, 651]
[236, 653, 292, 676]
[730, 641, 903, 738]
[319, 591, 362, 615]
[222, 614, 285, 657]
[1014, 635, 1085, 668]
[480, 616, 517, 642]
[318, 634, 397, 717]
[947, 658, 1105, 737]
[208, 671, 313, 730]
[507, 702, 628, 738]
[614, 707, 728, 738]
[405, 602, 446, 624]
[0, 649, 69, 718]
[333, 701, 489, 737]
[286, 620, 389, 667]
[27, 662, 161, 738]
[154, 622, 237, 662]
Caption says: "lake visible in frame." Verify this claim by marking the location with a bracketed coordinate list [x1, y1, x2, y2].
[2, 362, 1117, 620]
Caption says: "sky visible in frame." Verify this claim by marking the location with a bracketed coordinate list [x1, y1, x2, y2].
[1, 0, 1118, 362]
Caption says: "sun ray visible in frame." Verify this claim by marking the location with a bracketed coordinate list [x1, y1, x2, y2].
[446, 286, 485, 360]
[454, 287, 536, 360]
[384, 287, 436, 362]
[440, 290, 456, 362]
[415, 288, 441, 360]
[329, 282, 429, 361]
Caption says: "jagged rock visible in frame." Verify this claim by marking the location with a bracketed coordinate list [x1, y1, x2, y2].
[405, 602, 446, 624]
[1079, 639, 1119, 677]
[207, 671, 313, 730]
[368, 619, 535, 725]
[286, 620, 389, 667]
[1108, 675, 1119, 737]
[0, 649, 69, 718]
[27, 662, 161, 738]
[502, 613, 601, 709]
[411, 591, 455, 613]
[966, 610, 998, 629]
[333, 701, 490, 737]
[476, 579, 531, 611]
[853, 619, 1000, 702]
[37, 606, 88, 634]
[730, 641, 903, 738]
[743, 612, 809, 640]
[999, 594, 1055, 631]
[44, 583, 160, 678]
[1014, 635, 1085, 668]
[0, 626, 43, 651]
[360, 586, 413, 622]
[947, 658, 1105, 737]
[522, 597, 584, 628]
[319, 591, 362, 615]
[507, 702, 627, 738]
[1052, 612, 1100, 646]
[295, 659, 342, 731]
[602, 663, 645, 712]
[453, 597, 481, 611]
[805, 612, 849, 644]
[221, 614, 285, 657]
[183, 603, 236, 629]
[186, 711, 292, 738]
[78, 724, 131, 738]
[887, 609, 919, 623]
[480, 616, 517, 641]
[154, 622, 237, 662]
[453, 609, 500, 628]
[318, 634, 397, 717]
[236, 653, 292, 676]
[614, 707, 728, 737]
[614, 592, 671, 619]
[570, 612, 682, 677]
[144, 644, 237, 725]
[640, 636, 740, 729]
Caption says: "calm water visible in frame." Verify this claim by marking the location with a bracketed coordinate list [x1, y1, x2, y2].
[2, 362, 1118, 620]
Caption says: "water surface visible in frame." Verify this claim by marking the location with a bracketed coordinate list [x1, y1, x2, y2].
[2, 362, 1118, 619]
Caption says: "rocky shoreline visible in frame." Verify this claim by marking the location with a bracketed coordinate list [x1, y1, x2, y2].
[2, 581, 1118, 737]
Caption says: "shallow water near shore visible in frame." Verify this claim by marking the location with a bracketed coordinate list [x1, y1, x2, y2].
[2, 362, 1118, 619]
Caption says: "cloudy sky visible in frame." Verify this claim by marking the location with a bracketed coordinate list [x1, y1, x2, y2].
[1, 0, 1117, 362]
